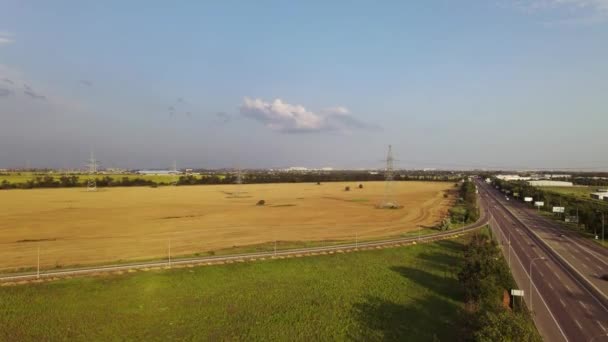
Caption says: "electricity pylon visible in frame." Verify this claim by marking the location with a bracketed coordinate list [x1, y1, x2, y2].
[87, 151, 98, 192]
[379, 145, 400, 209]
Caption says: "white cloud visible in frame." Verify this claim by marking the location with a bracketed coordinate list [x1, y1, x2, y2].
[0, 32, 14, 46]
[239, 97, 379, 133]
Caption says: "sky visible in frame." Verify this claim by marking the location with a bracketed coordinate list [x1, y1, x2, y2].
[0, 1, 607, 170]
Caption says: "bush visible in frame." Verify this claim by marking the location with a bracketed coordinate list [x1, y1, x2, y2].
[345, 186, 350, 191]
[256, 200, 266, 206]
[358, 184, 363, 189]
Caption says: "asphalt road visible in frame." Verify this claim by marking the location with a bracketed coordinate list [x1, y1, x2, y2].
[478, 180, 608, 342]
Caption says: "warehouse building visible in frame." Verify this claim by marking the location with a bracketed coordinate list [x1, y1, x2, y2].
[591, 192, 608, 200]
[496, 175, 531, 181]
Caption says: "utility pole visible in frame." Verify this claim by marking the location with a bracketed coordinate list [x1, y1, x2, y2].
[37, 245, 40, 279]
[274, 240, 277, 257]
[529, 257, 545, 313]
[172, 160, 178, 186]
[462, 216, 465, 235]
[508, 232, 511, 268]
[168, 239, 172, 268]
[355, 232, 358, 249]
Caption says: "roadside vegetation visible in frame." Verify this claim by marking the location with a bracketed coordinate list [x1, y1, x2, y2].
[458, 230, 541, 341]
[447, 180, 479, 229]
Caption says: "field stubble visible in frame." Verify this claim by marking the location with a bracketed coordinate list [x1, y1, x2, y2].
[0, 181, 454, 271]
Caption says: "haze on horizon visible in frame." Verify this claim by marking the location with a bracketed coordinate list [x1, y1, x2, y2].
[1, 1, 607, 171]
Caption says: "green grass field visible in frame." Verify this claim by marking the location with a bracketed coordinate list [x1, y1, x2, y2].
[1, 238, 468, 341]
[543, 186, 596, 198]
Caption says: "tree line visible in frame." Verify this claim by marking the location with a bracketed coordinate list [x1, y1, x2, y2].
[0, 175, 157, 189]
[448, 180, 480, 226]
[0, 171, 464, 190]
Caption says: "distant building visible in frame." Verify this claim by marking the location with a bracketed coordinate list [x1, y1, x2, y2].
[591, 192, 608, 200]
[545, 174, 571, 179]
[136, 170, 180, 175]
[286, 167, 308, 172]
[496, 175, 531, 181]
[528, 180, 573, 187]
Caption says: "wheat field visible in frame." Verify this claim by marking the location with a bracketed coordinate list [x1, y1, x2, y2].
[0, 181, 455, 271]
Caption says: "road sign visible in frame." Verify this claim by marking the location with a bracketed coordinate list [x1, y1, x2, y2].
[565, 216, 579, 223]
[505, 190, 511, 194]
[534, 201, 544, 207]
[553, 207, 565, 213]
[511, 289, 524, 297]
[513, 193, 519, 197]
[524, 197, 533, 202]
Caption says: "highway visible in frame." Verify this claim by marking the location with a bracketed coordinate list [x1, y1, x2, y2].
[0, 208, 489, 283]
[478, 180, 608, 342]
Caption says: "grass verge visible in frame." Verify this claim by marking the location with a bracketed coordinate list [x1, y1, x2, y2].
[1, 237, 468, 341]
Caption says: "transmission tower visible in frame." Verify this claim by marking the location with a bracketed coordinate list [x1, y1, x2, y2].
[171, 160, 178, 186]
[87, 151, 98, 192]
[234, 168, 243, 197]
[379, 145, 400, 209]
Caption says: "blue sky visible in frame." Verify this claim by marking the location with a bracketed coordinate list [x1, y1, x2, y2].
[0, 1, 607, 170]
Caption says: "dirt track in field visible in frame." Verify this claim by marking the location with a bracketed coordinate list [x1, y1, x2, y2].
[0, 181, 455, 271]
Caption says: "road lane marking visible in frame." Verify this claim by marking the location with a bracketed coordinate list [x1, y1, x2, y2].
[598, 321, 607, 332]
[559, 299, 566, 307]
[548, 283, 554, 290]
[581, 263, 589, 269]
[574, 319, 583, 330]
[578, 300, 589, 312]
[497, 222, 570, 342]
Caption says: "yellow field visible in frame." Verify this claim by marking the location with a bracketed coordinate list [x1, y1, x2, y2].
[0, 181, 454, 271]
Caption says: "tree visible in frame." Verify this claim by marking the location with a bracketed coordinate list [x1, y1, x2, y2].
[439, 218, 451, 231]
